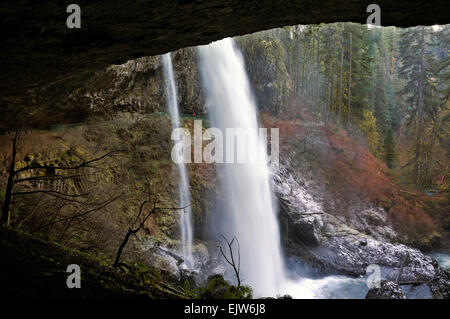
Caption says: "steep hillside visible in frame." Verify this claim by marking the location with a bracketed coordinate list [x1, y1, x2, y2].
[0, 225, 186, 298]
[263, 105, 446, 249]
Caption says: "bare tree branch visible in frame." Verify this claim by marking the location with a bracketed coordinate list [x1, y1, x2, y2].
[14, 174, 85, 184]
[14, 151, 118, 175]
[1, 130, 19, 225]
[12, 190, 88, 198]
[11, 190, 91, 206]
[30, 195, 121, 233]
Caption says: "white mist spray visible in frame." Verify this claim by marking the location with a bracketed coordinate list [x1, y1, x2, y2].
[198, 38, 286, 296]
[162, 53, 194, 269]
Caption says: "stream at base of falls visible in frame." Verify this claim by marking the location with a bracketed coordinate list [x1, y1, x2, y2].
[279, 258, 373, 299]
[283, 275, 430, 299]
[431, 252, 450, 270]
[282, 261, 434, 299]
[283, 275, 368, 299]
[283, 252, 450, 299]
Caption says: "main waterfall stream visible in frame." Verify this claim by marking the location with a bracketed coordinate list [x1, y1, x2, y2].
[162, 53, 194, 269]
[198, 38, 286, 296]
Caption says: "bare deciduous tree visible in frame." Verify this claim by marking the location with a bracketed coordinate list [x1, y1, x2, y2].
[218, 235, 241, 287]
[113, 189, 191, 269]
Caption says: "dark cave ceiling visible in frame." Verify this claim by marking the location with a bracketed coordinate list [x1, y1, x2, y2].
[0, 0, 449, 128]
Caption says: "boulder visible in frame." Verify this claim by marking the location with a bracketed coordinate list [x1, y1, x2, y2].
[428, 266, 450, 299]
[307, 232, 436, 282]
[274, 167, 324, 247]
[290, 215, 322, 247]
[365, 281, 406, 299]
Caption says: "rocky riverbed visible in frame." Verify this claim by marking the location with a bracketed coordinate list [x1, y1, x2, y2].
[273, 163, 449, 298]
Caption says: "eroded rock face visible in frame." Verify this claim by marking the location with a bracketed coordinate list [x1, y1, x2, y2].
[81, 34, 294, 118]
[365, 281, 406, 299]
[3, 1, 448, 131]
[144, 244, 183, 282]
[70, 48, 204, 117]
[19, 34, 294, 129]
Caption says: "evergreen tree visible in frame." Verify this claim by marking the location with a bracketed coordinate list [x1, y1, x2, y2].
[398, 26, 434, 186]
[384, 128, 396, 168]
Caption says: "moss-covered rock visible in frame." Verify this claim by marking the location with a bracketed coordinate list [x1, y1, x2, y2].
[197, 275, 252, 299]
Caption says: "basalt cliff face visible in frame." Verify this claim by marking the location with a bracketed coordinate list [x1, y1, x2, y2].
[69, 48, 205, 119]
[18, 33, 292, 128]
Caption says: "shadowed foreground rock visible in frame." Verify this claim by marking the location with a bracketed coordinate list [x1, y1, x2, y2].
[365, 281, 406, 299]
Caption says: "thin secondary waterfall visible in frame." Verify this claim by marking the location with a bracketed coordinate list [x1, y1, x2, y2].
[162, 53, 194, 269]
[198, 38, 286, 296]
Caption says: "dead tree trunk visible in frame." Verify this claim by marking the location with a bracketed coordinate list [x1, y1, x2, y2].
[1, 132, 18, 225]
[113, 198, 191, 268]
[338, 25, 344, 123]
[413, 27, 425, 185]
[315, 28, 320, 102]
[348, 32, 352, 125]
[114, 199, 153, 268]
[113, 227, 136, 269]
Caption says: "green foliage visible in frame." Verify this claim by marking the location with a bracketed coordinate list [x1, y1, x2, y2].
[183, 280, 199, 299]
[197, 275, 252, 299]
[359, 109, 380, 154]
[397, 26, 449, 187]
[127, 261, 164, 288]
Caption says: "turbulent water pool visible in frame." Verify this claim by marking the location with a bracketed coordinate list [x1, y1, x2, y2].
[283, 273, 437, 299]
[283, 275, 368, 299]
[277, 256, 443, 299]
[431, 253, 450, 270]
[295, 252, 450, 299]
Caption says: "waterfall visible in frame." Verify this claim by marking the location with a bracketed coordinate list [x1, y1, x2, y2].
[198, 38, 286, 296]
[162, 53, 194, 269]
